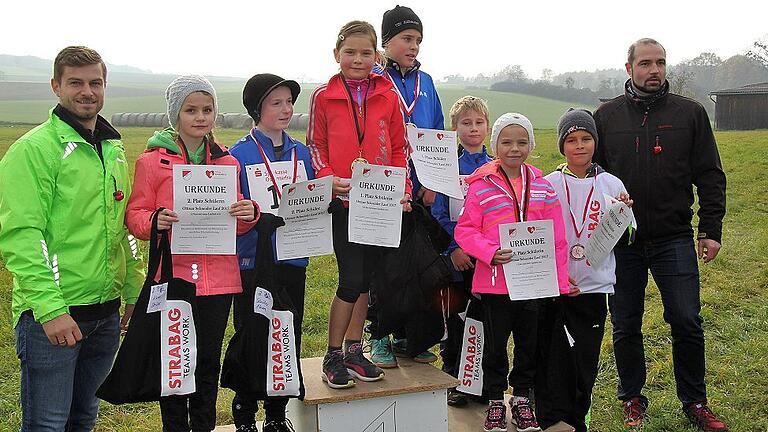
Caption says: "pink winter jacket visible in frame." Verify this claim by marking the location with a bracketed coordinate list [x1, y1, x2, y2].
[454, 160, 569, 295]
[126, 136, 259, 296]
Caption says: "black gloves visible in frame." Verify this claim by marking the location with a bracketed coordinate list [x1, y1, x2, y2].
[254, 213, 286, 234]
[327, 198, 345, 214]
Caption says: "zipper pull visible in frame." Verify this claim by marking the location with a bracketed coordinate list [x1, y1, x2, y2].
[653, 135, 662, 155]
[641, 111, 648, 127]
[635, 136, 639, 153]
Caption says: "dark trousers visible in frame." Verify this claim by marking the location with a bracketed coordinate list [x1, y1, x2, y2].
[231, 266, 306, 426]
[481, 294, 539, 400]
[535, 294, 607, 432]
[440, 270, 473, 377]
[609, 238, 706, 406]
[160, 294, 232, 432]
[332, 208, 384, 303]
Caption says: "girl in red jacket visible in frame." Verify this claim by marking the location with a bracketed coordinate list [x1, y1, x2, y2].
[307, 20, 412, 389]
[125, 75, 258, 432]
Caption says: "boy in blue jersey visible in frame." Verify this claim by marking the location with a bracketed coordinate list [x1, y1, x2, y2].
[369, 5, 445, 368]
[229, 73, 314, 432]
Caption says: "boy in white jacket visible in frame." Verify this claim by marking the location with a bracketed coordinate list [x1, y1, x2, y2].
[537, 109, 635, 432]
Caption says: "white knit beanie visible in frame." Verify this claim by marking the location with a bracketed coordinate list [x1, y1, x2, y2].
[165, 75, 218, 129]
[490, 112, 536, 155]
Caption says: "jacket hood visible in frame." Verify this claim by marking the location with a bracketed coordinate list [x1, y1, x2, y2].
[146, 128, 182, 153]
[466, 160, 542, 184]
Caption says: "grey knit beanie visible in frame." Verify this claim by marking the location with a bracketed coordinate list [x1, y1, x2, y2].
[557, 108, 598, 155]
[165, 75, 218, 129]
[490, 112, 536, 156]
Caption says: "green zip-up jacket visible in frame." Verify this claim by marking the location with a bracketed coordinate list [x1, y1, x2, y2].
[0, 108, 145, 327]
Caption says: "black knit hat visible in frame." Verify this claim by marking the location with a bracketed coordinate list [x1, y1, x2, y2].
[242, 73, 301, 123]
[381, 5, 423, 47]
[557, 108, 598, 155]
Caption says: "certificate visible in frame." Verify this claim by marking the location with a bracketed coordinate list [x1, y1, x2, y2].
[449, 175, 470, 222]
[172, 164, 237, 255]
[276, 176, 334, 260]
[348, 164, 406, 248]
[407, 127, 463, 199]
[245, 160, 308, 215]
[498, 220, 559, 300]
[585, 194, 635, 268]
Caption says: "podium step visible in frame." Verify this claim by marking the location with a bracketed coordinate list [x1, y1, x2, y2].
[300, 355, 458, 405]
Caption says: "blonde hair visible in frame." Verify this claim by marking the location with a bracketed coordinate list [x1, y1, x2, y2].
[336, 20, 377, 51]
[449, 96, 490, 130]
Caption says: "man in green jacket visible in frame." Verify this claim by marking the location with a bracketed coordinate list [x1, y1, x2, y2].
[0, 46, 144, 431]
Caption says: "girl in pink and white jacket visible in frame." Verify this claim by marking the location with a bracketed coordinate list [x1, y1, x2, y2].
[454, 113, 570, 432]
[126, 75, 258, 432]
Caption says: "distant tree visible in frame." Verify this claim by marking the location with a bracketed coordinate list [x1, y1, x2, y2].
[668, 68, 696, 97]
[685, 52, 723, 68]
[496, 65, 528, 83]
[565, 76, 575, 89]
[715, 54, 768, 89]
[541, 68, 554, 82]
[747, 37, 768, 68]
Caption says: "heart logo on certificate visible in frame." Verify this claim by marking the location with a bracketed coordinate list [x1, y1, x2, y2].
[436, 133, 445, 140]
[527, 226, 536, 234]
[205, 170, 214, 178]
[384, 169, 392, 177]
[307, 183, 315, 191]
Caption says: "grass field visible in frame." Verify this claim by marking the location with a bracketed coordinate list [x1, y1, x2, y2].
[0, 125, 766, 432]
[0, 84, 589, 129]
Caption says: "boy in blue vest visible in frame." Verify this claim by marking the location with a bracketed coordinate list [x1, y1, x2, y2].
[369, 5, 445, 368]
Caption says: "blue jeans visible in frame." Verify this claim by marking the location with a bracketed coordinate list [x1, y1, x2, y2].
[609, 238, 706, 406]
[15, 311, 120, 432]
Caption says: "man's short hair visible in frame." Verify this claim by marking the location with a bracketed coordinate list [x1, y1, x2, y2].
[53, 46, 107, 83]
[627, 38, 666, 64]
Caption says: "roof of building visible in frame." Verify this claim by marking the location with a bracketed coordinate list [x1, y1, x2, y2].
[710, 82, 768, 96]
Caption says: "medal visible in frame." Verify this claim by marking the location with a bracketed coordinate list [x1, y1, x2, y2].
[405, 122, 417, 128]
[570, 244, 586, 261]
[351, 157, 369, 171]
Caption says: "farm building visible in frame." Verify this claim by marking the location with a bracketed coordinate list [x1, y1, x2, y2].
[709, 82, 768, 130]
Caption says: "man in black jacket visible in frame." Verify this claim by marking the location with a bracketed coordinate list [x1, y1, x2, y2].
[594, 38, 728, 432]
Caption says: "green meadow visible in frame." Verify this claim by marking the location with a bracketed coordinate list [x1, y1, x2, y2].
[0, 126, 766, 431]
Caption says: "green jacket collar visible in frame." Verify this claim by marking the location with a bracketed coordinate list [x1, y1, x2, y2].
[50, 105, 120, 147]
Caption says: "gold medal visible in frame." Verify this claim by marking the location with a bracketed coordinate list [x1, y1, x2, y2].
[351, 157, 369, 171]
[570, 244, 586, 261]
[405, 122, 417, 128]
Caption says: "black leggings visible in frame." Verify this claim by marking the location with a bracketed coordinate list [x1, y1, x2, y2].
[160, 294, 232, 432]
[332, 208, 385, 303]
[231, 266, 306, 426]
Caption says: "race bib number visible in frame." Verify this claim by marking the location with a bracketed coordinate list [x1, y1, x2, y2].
[456, 316, 484, 395]
[161, 300, 197, 396]
[246, 161, 308, 215]
[266, 310, 300, 396]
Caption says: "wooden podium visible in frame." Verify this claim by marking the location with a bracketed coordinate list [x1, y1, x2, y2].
[216, 356, 573, 432]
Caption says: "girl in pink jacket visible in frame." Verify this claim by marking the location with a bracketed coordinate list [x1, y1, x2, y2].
[454, 113, 570, 432]
[125, 75, 258, 432]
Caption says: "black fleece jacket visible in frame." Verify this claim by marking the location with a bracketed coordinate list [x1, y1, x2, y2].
[593, 86, 726, 244]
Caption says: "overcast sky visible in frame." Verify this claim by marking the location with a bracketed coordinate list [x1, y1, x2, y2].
[2, 0, 766, 82]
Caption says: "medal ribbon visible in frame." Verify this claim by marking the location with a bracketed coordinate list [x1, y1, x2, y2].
[562, 173, 596, 239]
[385, 70, 420, 122]
[341, 74, 370, 154]
[499, 165, 530, 222]
[249, 129, 298, 200]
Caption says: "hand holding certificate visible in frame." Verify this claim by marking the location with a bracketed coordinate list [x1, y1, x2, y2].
[585, 193, 636, 268]
[498, 220, 560, 300]
[172, 164, 237, 255]
[407, 127, 463, 199]
[275, 176, 334, 260]
[348, 164, 407, 248]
